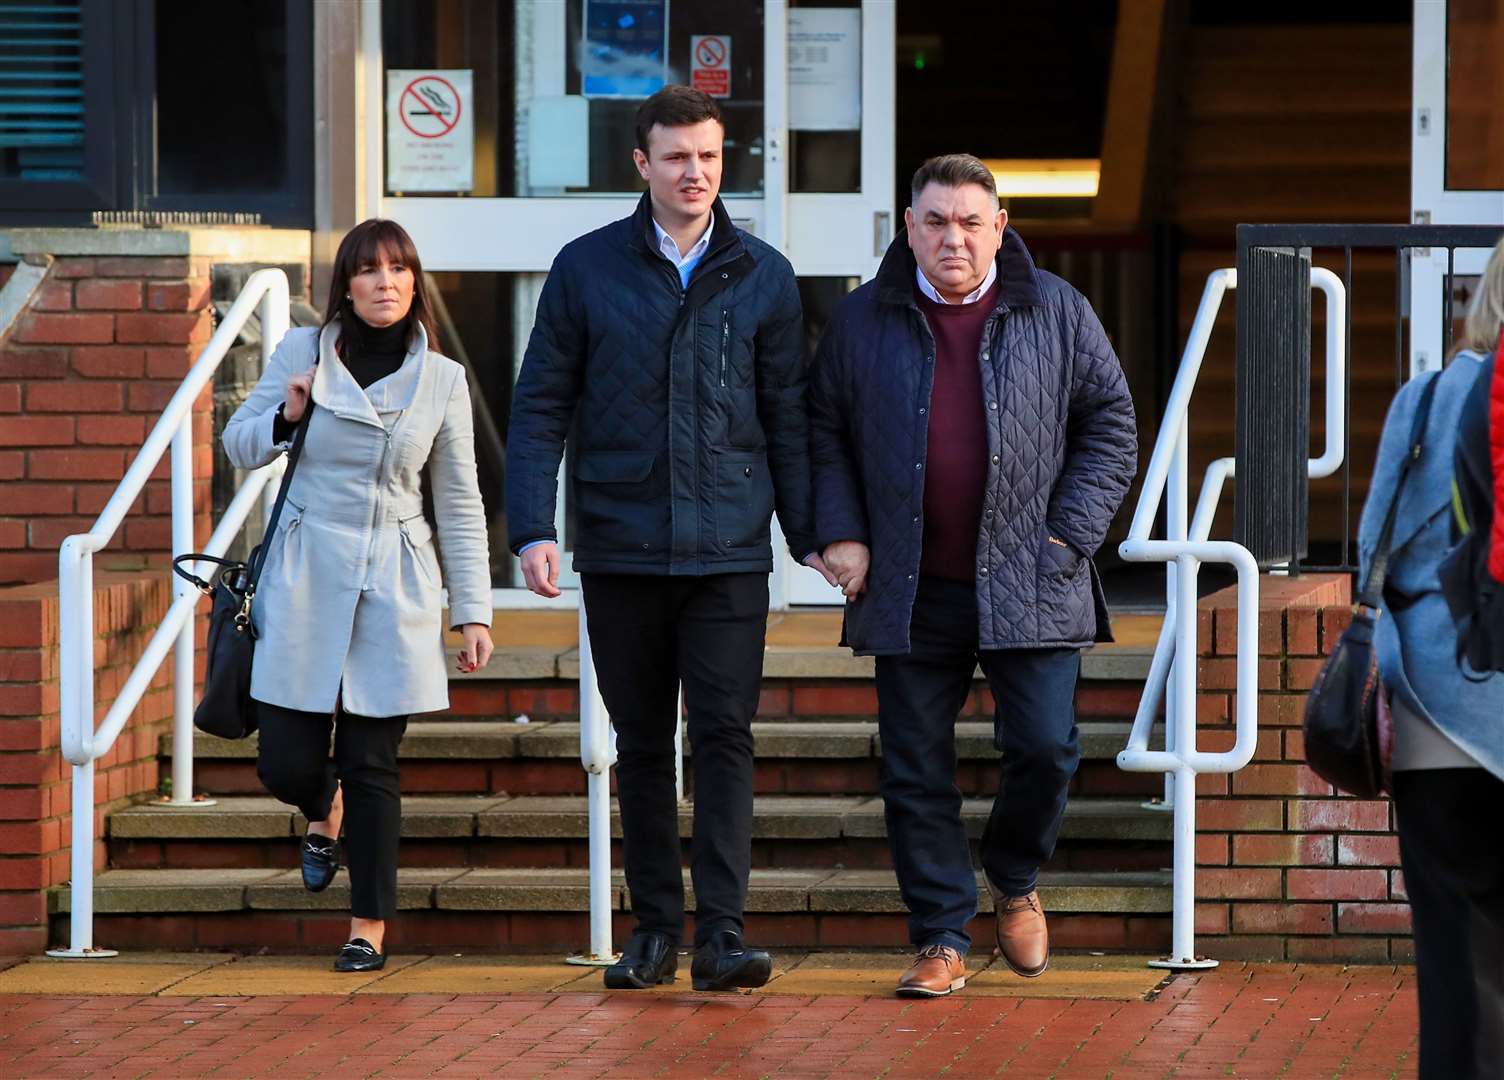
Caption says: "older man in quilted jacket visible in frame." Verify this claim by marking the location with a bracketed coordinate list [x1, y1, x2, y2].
[811, 154, 1137, 997]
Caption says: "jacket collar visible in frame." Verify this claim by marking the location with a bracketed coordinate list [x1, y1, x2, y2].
[630, 190, 746, 269]
[874, 224, 1044, 311]
[313, 318, 428, 428]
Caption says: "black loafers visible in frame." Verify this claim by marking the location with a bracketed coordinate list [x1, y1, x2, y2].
[301, 832, 339, 892]
[690, 930, 772, 991]
[333, 937, 385, 972]
[604, 931, 678, 989]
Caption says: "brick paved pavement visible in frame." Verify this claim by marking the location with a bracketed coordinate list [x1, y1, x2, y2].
[0, 962, 1417, 1078]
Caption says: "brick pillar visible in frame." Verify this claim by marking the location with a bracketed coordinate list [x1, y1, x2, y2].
[0, 254, 215, 585]
[1194, 573, 1412, 962]
[0, 572, 172, 952]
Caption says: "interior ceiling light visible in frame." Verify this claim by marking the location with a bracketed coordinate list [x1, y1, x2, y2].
[982, 159, 1100, 198]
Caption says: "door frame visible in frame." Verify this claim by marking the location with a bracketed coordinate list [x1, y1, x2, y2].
[1408, 0, 1504, 376]
[372, 0, 895, 608]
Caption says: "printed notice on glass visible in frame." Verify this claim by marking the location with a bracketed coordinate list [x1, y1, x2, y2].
[386, 70, 473, 192]
[582, 0, 669, 99]
[788, 8, 861, 131]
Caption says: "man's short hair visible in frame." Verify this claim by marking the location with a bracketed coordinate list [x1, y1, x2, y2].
[635, 86, 724, 156]
[910, 154, 998, 207]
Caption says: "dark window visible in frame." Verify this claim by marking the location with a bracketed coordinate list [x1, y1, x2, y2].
[147, 0, 313, 224]
[0, 0, 312, 226]
[0, 0, 116, 213]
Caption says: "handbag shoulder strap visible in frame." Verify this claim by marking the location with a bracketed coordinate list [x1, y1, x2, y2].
[1359, 372, 1443, 609]
[247, 378, 316, 592]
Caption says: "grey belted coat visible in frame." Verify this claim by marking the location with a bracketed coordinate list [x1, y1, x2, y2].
[222, 321, 492, 718]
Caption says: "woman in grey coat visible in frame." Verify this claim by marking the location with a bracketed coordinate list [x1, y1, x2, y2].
[1358, 236, 1504, 1078]
[223, 219, 493, 972]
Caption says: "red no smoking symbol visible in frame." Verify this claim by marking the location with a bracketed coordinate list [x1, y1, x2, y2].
[400, 76, 462, 139]
[695, 37, 727, 68]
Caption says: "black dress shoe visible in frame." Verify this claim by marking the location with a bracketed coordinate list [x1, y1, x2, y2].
[690, 930, 772, 991]
[603, 931, 678, 989]
[333, 938, 385, 972]
[301, 832, 339, 892]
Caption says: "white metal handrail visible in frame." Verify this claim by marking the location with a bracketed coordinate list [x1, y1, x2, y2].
[1118, 267, 1346, 970]
[50, 269, 291, 958]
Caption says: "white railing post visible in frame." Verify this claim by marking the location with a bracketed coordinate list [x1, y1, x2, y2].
[50, 539, 115, 958]
[168, 414, 207, 807]
[569, 598, 619, 966]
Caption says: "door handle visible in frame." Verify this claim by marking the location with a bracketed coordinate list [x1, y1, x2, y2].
[873, 211, 891, 256]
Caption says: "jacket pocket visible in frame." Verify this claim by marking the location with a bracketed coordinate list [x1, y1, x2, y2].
[714, 451, 774, 550]
[1034, 526, 1090, 640]
[399, 513, 441, 589]
[572, 450, 660, 550]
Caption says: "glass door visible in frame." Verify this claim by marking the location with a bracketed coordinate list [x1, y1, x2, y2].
[1409, 0, 1504, 376]
[375, 0, 895, 608]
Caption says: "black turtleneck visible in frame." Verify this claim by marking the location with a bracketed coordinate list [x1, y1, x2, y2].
[274, 315, 412, 442]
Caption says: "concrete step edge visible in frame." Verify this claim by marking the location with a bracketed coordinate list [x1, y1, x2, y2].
[167, 719, 1153, 764]
[53, 867, 1173, 916]
[109, 794, 1173, 843]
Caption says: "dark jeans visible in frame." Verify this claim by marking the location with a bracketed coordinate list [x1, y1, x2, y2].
[874, 575, 1082, 953]
[1393, 768, 1504, 1080]
[580, 572, 768, 948]
[253, 700, 408, 921]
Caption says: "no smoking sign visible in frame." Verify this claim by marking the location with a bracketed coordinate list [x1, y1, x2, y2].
[386, 69, 474, 193]
[399, 75, 462, 139]
[690, 35, 731, 99]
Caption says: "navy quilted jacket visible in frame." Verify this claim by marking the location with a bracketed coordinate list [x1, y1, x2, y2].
[506, 193, 816, 574]
[809, 229, 1137, 654]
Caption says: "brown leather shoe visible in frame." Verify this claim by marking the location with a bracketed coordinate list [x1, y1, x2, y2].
[895, 944, 966, 997]
[990, 885, 1050, 977]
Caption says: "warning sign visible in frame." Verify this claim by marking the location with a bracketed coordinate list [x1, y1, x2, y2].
[690, 35, 731, 99]
[386, 69, 473, 193]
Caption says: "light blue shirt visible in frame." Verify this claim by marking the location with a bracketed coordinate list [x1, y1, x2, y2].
[653, 216, 714, 289]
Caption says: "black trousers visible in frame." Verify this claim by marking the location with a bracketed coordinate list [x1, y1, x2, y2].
[580, 572, 768, 948]
[1392, 768, 1504, 1080]
[253, 700, 409, 921]
[874, 575, 1082, 953]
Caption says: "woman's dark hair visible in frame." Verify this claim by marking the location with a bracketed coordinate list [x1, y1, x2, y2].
[634, 85, 723, 156]
[323, 218, 440, 355]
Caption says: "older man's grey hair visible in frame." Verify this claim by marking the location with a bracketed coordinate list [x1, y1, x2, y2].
[910, 154, 999, 211]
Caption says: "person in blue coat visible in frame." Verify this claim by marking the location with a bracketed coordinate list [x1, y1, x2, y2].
[1366, 235, 1504, 1078]
[811, 154, 1136, 996]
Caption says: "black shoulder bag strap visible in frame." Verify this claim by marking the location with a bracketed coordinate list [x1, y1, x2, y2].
[172, 372, 316, 596]
[1359, 373, 1442, 612]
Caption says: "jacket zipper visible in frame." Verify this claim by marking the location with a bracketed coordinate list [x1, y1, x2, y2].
[719, 312, 730, 388]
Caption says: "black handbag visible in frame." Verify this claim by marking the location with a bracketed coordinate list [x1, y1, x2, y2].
[172, 398, 313, 739]
[1303, 373, 1440, 797]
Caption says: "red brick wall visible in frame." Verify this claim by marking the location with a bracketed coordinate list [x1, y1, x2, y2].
[1194, 574, 1412, 961]
[0, 255, 214, 586]
[0, 571, 172, 952]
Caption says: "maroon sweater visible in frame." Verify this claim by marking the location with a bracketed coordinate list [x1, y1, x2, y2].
[915, 278, 998, 581]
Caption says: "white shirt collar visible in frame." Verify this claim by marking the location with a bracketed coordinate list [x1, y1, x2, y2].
[652, 217, 714, 269]
[915, 260, 998, 305]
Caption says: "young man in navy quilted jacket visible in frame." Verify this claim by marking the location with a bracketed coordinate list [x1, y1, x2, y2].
[811, 154, 1137, 997]
[506, 86, 836, 992]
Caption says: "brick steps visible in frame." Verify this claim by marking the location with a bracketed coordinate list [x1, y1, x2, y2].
[106, 794, 1173, 873]
[54, 867, 1173, 953]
